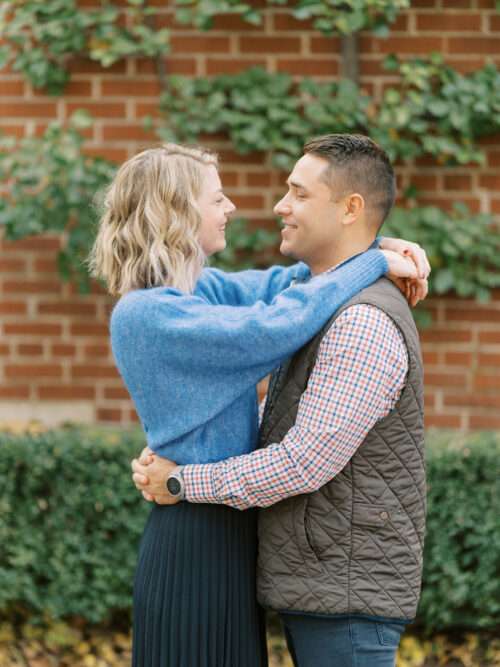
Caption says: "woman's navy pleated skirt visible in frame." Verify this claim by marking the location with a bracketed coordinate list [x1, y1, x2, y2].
[132, 502, 268, 667]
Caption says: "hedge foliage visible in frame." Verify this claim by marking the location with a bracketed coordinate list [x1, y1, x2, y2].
[0, 427, 498, 632]
[0, 427, 147, 624]
[418, 431, 500, 633]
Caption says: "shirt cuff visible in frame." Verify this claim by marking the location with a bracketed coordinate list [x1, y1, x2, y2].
[183, 463, 220, 504]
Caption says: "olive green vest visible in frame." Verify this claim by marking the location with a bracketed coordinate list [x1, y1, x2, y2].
[257, 278, 426, 621]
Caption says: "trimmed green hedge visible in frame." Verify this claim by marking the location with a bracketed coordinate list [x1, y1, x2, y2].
[0, 427, 498, 632]
[418, 431, 500, 632]
[0, 427, 147, 623]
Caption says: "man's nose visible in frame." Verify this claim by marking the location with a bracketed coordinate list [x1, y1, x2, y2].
[274, 196, 290, 216]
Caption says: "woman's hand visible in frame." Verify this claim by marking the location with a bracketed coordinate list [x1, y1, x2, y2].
[381, 249, 428, 307]
[392, 277, 428, 307]
[379, 237, 431, 280]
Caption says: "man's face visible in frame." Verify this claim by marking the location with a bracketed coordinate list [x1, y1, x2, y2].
[274, 154, 345, 267]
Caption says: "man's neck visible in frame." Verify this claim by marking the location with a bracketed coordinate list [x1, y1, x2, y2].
[309, 237, 376, 276]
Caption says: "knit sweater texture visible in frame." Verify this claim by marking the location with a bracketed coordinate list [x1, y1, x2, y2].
[110, 249, 388, 464]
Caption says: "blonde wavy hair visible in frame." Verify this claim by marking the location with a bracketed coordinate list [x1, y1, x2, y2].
[89, 143, 218, 295]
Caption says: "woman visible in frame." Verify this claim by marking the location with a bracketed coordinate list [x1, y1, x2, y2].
[90, 143, 426, 667]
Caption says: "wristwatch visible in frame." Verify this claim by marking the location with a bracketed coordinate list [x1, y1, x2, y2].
[165, 466, 185, 501]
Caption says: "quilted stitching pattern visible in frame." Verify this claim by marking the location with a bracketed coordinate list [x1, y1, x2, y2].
[257, 279, 426, 621]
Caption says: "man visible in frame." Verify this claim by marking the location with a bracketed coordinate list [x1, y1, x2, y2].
[132, 134, 427, 667]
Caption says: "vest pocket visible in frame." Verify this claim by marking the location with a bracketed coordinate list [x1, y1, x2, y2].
[352, 501, 399, 529]
[303, 505, 320, 558]
[293, 496, 323, 569]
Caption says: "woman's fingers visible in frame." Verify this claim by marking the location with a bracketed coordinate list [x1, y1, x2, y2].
[417, 278, 428, 303]
[408, 278, 428, 307]
[379, 237, 431, 279]
[411, 282, 418, 308]
[402, 245, 430, 279]
[388, 276, 428, 307]
[382, 250, 418, 279]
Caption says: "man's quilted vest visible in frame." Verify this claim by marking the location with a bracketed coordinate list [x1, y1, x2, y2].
[257, 278, 426, 621]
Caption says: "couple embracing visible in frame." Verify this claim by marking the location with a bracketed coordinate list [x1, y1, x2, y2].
[91, 133, 428, 667]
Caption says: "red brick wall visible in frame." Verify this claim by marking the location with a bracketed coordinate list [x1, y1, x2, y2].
[1, 0, 499, 429]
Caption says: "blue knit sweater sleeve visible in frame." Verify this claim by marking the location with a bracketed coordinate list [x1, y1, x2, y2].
[195, 237, 382, 307]
[110, 250, 388, 447]
[195, 263, 310, 306]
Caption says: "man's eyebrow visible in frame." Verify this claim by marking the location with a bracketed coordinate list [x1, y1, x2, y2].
[287, 179, 309, 192]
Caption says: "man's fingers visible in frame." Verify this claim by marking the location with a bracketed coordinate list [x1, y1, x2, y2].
[154, 494, 176, 506]
[133, 472, 149, 487]
[141, 490, 154, 502]
[138, 446, 155, 465]
[131, 458, 150, 476]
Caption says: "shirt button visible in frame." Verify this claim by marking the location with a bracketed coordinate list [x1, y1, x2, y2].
[380, 511, 389, 521]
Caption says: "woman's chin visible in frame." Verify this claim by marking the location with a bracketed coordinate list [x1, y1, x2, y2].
[203, 238, 227, 257]
[207, 240, 226, 256]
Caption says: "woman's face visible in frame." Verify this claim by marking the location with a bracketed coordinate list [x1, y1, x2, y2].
[197, 165, 236, 256]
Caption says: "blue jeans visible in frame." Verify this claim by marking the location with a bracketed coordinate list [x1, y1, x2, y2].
[280, 613, 405, 667]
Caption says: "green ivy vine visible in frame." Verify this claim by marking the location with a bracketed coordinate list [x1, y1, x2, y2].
[0, 0, 410, 96]
[1, 1, 499, 306]
[0, 115, 276, 284]
[174, 0, 410, 36]
[1, 116, 499, 305]
[158, 57, 500, 170]
[0, 113, 116, 290]
[0, 0, 169, 94]
[382, 205, 500, 303]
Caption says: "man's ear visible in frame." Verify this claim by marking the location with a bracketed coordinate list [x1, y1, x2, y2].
[342, 193, 365, 226]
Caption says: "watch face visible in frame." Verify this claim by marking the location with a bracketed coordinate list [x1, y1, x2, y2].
[166, 476, 181, 496]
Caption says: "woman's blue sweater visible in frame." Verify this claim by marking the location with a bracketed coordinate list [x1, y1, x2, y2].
[110, 250, 387, 464]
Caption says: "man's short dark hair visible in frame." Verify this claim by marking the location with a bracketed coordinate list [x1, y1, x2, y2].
[303, 134, 396, 230]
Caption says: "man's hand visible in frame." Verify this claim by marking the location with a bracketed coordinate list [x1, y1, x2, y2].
[131, 447, 180, 505]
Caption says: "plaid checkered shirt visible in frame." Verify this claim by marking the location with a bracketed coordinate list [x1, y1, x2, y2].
[183, 295, 408, 510]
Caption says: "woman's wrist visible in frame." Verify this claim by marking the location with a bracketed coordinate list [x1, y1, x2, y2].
[374, 248, 390, 275]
